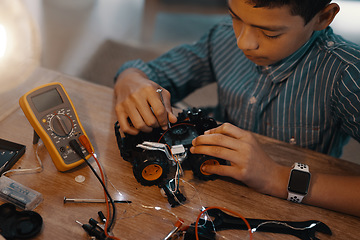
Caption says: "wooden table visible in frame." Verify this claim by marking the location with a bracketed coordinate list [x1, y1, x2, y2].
[1, 67, 360, 240]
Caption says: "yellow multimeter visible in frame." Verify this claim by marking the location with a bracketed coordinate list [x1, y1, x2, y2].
[19, 82, 94, 172]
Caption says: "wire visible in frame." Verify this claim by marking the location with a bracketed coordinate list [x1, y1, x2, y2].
[195, 206, 253, 240]
[252, 220, 320, 233]
[165, 144, 182, 192]
[78, 135, 120, 240]
[91, 152, 120, 240]
[69, 137, 119, 240]
[1, 140, 44, 177]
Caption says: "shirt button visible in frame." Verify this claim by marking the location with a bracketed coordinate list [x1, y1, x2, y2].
[249, 96, 257, 104]
[289, 137, 296, 145]
[327, 41, 334, 47]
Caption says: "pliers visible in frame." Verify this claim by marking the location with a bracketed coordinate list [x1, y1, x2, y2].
[184, 208, 332, 240]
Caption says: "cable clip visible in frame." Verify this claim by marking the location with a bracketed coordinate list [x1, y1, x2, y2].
[136, 141, 186, 163]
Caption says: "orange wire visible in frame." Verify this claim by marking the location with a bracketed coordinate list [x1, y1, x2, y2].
[195, 206, 253, 240]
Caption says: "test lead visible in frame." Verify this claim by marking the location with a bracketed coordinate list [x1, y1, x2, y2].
[98, 211, 107, 223]
[76, 220, 106, 240]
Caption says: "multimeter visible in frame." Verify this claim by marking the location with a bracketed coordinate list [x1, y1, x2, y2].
[19, 82, 93, 171]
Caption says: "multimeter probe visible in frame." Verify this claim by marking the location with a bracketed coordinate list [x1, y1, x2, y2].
[69, 135, 121, 240]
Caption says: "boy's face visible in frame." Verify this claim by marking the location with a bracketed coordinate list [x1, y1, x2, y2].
[229, 0, 319, 66]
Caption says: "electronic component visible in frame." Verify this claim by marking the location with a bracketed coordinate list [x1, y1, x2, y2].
[115, 108, 227, 186]
[115, 108, 227, 207]
[19, 82, 94, 171]
[0, 176, 43, 210]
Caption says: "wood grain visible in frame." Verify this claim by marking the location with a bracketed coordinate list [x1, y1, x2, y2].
[0, 67, 359, 239]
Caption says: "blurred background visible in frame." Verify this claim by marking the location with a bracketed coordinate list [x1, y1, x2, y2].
[1, 0, 359, 163]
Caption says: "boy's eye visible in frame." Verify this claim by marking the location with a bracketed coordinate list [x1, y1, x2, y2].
[229, 12, 241, 21]
[263, 33, 281, 39]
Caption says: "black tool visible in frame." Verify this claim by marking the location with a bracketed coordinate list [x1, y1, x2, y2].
[160, 179, 187, 207]
[185, 208, 332, 240]
[0, 138, 26, 175]
[0, 202, 43, 239]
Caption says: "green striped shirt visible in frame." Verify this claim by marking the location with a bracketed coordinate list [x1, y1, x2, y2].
[117, 17, 360, 157]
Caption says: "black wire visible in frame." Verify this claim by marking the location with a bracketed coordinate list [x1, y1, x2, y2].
[83, 158, 116, 233]
[69, 140, 116, 234]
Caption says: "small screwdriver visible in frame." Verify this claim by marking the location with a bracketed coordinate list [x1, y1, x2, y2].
[156, 88, 171, 129]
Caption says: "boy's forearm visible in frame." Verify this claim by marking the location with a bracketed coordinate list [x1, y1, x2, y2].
[268, 165, 360, 217]
[304, 174, 360, 217]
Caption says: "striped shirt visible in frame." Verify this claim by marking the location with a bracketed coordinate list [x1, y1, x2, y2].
[117, 17, 360, 157]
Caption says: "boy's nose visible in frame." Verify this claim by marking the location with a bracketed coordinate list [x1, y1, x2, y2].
[236, 26, 259, 51]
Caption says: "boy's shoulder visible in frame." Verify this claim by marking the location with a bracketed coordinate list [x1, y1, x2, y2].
[316, 27, 360, 65]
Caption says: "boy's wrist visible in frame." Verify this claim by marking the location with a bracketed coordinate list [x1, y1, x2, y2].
[266, 165, 291, 199]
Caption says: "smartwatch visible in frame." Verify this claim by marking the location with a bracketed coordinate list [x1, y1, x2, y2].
[287, 163, 311, 203]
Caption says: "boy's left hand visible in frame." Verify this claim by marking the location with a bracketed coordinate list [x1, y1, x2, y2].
[190, 123, 287, 196]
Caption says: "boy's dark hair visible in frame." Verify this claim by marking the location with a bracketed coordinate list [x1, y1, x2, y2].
[247, 0, 331, 24]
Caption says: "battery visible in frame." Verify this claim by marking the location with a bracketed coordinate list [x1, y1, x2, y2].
[0, 176, 43, 210]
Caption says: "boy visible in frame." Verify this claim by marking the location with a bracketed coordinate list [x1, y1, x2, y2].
[114, 0, 360, 216]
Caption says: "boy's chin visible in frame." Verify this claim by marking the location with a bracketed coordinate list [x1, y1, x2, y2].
[248, 57, 277, 67]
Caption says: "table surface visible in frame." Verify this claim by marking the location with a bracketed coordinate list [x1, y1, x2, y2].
[1, 67, 360, 240]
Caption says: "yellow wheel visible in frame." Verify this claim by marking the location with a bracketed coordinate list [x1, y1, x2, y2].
[192, 155, 226, 180]
[133, 152, 169, 186]
[142, 164, 163, 181]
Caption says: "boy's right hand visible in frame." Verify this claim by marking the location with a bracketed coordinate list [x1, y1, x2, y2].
[114, 68, 177, 135]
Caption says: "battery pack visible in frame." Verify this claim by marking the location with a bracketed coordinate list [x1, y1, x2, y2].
[0, 176, 43, 210]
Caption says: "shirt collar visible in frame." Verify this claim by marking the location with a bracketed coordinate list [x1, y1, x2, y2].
[255, 29, 323, 83]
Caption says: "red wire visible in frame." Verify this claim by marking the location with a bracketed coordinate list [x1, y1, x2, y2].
[92, 153, 120, 240]
[79, 135, 120, 240]
[195, 206, 253, 240]
[157, 123, 195, 142]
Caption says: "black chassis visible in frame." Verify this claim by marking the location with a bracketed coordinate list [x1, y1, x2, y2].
[115, 108, 226, 187]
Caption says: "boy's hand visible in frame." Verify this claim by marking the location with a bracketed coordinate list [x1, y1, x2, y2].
[190, 123, 288, 197]
[114, 68, 177, 135]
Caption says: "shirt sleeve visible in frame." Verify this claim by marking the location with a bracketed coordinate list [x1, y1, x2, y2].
[332, 62, 360, 142]
[115, 23, 221, 104]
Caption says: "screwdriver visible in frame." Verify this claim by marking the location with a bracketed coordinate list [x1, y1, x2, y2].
[156, 88, 171, 129]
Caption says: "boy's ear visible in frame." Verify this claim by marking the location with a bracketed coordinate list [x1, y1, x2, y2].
[314, 3, 340, 30]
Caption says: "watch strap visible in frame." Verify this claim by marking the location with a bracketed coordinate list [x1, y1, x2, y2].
[293, 162, 309, 172]
[287, 191, 305, 203]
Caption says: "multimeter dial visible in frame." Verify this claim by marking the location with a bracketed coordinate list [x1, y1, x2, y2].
[46, 109, 76, 138]
[50, 112, 73, 137]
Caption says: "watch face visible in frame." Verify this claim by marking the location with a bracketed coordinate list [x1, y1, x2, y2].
[288, 170, 311, 194]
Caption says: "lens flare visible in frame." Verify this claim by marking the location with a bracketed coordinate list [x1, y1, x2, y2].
[0, 25, 7, 58]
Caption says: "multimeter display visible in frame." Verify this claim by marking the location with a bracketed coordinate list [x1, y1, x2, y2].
[31, 89, 64, 112]
[19, 82, 93, 172]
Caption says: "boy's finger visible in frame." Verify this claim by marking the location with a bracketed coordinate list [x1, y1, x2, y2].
[205, 123, 248, 139]
[202, 164, 236, 179]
